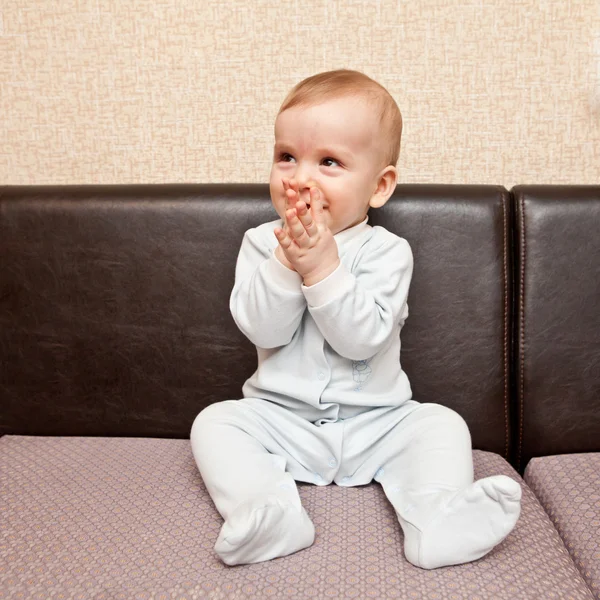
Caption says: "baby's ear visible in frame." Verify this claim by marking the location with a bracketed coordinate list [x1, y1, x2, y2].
[369, 166, 397, 209]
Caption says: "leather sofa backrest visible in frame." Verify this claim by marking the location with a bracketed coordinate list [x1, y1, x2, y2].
[0, 184, 512, 459]
[513, 185, 600, 470]
[371, 185, 512, 458]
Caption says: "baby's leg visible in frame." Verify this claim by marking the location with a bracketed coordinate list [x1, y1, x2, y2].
[190, 400, 315, 565]
[384, 404, 521, 569]
[346, 403, 521, 569]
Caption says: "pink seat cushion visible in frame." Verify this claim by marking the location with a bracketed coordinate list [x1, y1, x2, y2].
[525, 453, 600, 600]
[1, 436, 594, 599]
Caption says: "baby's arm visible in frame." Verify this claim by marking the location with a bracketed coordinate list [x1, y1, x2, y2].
[303, 234, 413, 360]
[230, 226, 306, 348]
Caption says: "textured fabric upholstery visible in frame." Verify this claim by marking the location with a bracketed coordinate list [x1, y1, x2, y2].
[525, 453, 600, 599]
[1, 436, 594, 600]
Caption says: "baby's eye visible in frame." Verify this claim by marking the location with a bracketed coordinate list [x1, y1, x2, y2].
[321, 157, 340, 167]
[279, 153, 295, 163]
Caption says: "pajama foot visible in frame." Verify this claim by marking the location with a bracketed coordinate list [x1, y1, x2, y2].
[402, 475, 522, 569]
[215, 495, 315, 566]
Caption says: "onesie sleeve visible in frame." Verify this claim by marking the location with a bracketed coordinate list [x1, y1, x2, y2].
[302, 232, 413, 360]
[230, 225, 306, 348]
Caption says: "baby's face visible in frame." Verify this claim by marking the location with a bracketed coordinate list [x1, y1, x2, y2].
[270, 96, 386, 235]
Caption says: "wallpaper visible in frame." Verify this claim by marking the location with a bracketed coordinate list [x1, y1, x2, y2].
[1, 0, 599, 187]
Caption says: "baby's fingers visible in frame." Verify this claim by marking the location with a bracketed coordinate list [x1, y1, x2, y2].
[296, 200, 318, 237]
[310, 187, 326, 225]
[275, 226, 294, 250]
[282, 178, 290, 205]
[284, 180, 298, 209]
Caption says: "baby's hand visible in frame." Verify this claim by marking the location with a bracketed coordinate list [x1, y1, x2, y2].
[274, 179, 297, 271]
[274, 186, 340, 286]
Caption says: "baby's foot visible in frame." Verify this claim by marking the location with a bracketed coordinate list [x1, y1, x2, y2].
[403, 475, 522, 569]
[215, 495, 315, 566]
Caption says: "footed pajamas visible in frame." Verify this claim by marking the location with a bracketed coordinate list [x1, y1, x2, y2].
[191, 217, 521, 569]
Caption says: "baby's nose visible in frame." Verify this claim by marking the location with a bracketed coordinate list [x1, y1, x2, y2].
[294, 162, 315, 186]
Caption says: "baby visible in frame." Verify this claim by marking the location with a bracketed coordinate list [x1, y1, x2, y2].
[190, 69, 522, 569]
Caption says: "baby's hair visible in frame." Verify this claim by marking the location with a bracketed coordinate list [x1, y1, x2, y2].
[278, 69, 403, 167]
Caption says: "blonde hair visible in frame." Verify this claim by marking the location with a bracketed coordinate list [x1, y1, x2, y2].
[278, 69, 403, 167]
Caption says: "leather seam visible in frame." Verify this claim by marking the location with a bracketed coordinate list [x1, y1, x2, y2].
[517, 194, 526, 470]
[502, 193, 509, 460]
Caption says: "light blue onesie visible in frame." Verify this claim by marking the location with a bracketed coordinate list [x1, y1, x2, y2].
[233, 216, 413, 421]
[191, 216, 522, 569]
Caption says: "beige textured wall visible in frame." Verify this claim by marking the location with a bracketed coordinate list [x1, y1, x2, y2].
[1, 1, 599, 186]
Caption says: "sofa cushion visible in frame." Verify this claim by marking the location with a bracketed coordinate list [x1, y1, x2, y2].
[525, 453, 600, 599]
[1, 436, 594, 599]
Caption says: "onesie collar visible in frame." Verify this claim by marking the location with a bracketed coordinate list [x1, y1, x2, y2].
[333, 216, 370, 253]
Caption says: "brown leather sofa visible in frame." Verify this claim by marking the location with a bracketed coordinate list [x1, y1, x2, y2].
[1, 184, 598, 599]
